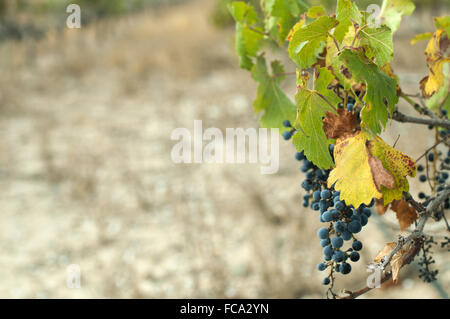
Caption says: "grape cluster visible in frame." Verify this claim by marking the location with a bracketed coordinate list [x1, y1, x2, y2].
[316, 195, 373, 283]
[283, 105, 373, 286]
[282, 120, 296, 141]
[416, 152, 450, 222]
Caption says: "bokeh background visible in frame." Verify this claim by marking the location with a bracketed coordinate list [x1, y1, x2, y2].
[0, 0, 449, 298]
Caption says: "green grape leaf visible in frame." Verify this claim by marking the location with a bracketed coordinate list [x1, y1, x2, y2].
[292, 68, 337, 169]
[334, 0, 361, 42]
[265, 0, 308, 43]
[228, 1, 264, 70]
[326, 25, 356, 88]
[339, 48, 398, 134]
[288, 16, 338, 69]
[307, 5, 326, 18]
[251, 56, 296, 131]
[316, 67, 341, 106]
[434, 16, 450, 36]
[380, 0, 415, 33]
[360, 26, 394, 66]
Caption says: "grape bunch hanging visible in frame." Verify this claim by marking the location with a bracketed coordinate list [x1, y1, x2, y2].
[283, 99, 373, 286]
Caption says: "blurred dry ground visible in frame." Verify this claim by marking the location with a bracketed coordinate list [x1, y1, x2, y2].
[0, 0, 448, 298]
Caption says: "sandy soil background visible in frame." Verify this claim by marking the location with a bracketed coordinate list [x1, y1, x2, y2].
[0, 0, 449, 298]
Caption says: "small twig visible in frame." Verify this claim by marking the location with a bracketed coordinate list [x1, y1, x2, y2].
[314, 90, 338, 112]
[393, 134, 400, 148]
[400, 93, 438, 120]
[442, 212, 450, 232]
[339, 272, 392, 299]
[425, 154, 434, 192]
[416, 137, 448, 162]
[343, 90, 348, 109]
[426, 186, 450, 214]
[432, 128, 439, 193]
[329, 32, 340, 52]
[350, 87, 364, 107]
[350, 24, 366, 48]
[392, 111, 450, 129]
[247, 25, 278, 43]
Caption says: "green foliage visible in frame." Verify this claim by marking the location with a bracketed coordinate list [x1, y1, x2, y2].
[227, 0, 450, 298]
[293, 68, 338, 169]
[334, 0, 361, 42]
[339, 49, 398, 134]
[228, 1, 264, 70]
[251, 56, 297, 131]
[288, 15, 338, 69]
[379, 0, 415, 33]
[211, 0, 260, 27]
[434, 16, 450, 36]
[264, 0, 308, 44]
[228, 0, 446, 170]
[360, 25, 393, 67]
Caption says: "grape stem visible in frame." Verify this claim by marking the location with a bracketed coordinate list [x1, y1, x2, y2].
[380, 187, 450, 268]
[416, 137, 448, 162]
[338, 237, 422, 299]
[400, 93, 439, 120]
[314, 91, 338, 112]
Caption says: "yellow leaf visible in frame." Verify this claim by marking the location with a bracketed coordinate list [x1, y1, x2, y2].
[410, 32, 432, 45]
[328, 132, 416, 208]
[328, 131, 383, 207]
[367, 136, 417, 205]
[420, 29, 450, 98]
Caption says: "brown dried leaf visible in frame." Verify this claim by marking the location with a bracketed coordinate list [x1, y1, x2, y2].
[391, 252, 405, 283]
[375, 198, 388, 215]
[391, 199, 418, 231]
[322, 108, 360, 140]
[374, 242, 397, 263]
[368, 155, 396, 191]
[374, 242, 410, 283]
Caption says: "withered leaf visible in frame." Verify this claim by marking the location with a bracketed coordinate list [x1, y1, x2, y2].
[368, 155, 396, 191]
[375, 198, 418, 231]
[420, 29, 450, 98]
[374, 242, 397, 263]
[374, 242, 410, 283]
[391, 199, 418, 231]
[375, 198, 388, 215]
[322, 108, 360, 140]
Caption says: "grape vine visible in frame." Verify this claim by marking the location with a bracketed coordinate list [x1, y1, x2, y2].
[229, 0, 450, 298]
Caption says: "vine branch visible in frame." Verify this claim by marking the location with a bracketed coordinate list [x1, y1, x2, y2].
[400, 93, 438, 120]
[392, 110, 450, 129]
[338, 187, 450, 299]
